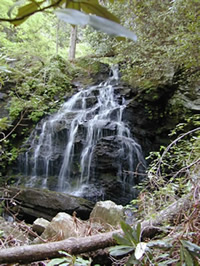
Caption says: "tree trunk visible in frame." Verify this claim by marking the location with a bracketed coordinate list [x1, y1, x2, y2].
[0, 193, 192, 264]
[56, 21, 60, 55]
[68, 25, 77, 60]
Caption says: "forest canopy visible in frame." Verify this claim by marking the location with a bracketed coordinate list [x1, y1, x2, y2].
[0, 0, 199, 87]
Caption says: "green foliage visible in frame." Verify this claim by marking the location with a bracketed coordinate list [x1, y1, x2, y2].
[82, 26, 116, 56]
[0, 117, 10, 131]
[0, 52, 12, 85]
[110, 221, 200, 265]
[110, 221, 143, 264]
[55, 8, 137, 41]
[133, 119, 200, 219]
[0, 54, 75, 176]
[0, 0, 137, 41]
[0, 1, 72, 66]
[119, 0, 200, 88]
[81, 1, 127, 56]
[7, 0, 120, 26]
[0, 138, 20, 178]
[8, 56, 73, 122]
[81, 0, 200, 90]
[47, 251, 91, 266]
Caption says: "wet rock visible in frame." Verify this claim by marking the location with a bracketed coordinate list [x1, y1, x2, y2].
[93, 136, 145, 178]
[6, 187, 94, 223]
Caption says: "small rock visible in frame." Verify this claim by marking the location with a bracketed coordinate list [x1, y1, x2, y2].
[32, 218, 50, 235]
[40, 212, 78, 241]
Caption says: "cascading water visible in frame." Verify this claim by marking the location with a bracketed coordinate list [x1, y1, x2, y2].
[18, 66, 145, 203]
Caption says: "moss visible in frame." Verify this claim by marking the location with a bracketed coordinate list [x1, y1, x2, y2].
[74, 57, 101, 73]
[72, 57, 109, 86]
[46, 176, 58, 190]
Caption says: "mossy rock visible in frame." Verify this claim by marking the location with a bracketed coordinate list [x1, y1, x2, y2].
[72, 57, 110, 86]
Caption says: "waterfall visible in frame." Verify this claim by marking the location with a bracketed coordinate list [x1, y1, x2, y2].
[18, 66, 145, 202]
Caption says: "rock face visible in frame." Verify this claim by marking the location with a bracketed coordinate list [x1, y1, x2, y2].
[14, 66, 145, 205]
[119, 78, 200, 155]
[6, 187, 94, 222]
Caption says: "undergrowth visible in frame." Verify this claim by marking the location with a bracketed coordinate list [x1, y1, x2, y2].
[112, 118, 200, 265]
[135, 117, 200, 219]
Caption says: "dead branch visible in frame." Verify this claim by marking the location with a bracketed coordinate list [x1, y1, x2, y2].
[156, 127, 200, 177]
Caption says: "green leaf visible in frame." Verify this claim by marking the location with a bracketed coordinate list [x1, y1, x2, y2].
[192, 256, 200, 266]
[47, 257, 70, 266]
[126, 252, 139, 266]
[113, 233, 133, 246]
[132, 223, 141, 243]
[55, 8, 137, 41]
[147, 239, 173, 249]
[79, 2, 120, 23]
[11, 1, 40, 26]
[158, 259, 179, 266]
[0, 230, 4, 238]
[58, 250, 72, 257]
[0, 117, 10, 131]
[182, 246, 194, 266]
[0, 77, 4, 85]
[0, 66, 12, 73]
[7, 0, 26, 18]
[75, 256, 91, 265]
[65, 0, 119, 23]
[181, 240, 200, 258]
[66, 1, 81, 11]
[120, 221, 137, 246]
[55, 8, 89, 26]
[88, 15, 137, 41]
[109, 245, 134, 257]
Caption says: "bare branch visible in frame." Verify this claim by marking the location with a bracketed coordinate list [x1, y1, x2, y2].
[0, 111, 26, 142]
[156, 127, 200, 177]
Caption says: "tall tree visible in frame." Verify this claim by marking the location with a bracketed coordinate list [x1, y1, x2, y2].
[68, 25, 77, 60]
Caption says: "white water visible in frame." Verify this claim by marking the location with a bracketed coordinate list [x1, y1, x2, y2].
[19, 66, 145, 196]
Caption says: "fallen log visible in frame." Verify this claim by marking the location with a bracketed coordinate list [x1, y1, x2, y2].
[0, 230, 120, 264]
[0, 193, 193, 264]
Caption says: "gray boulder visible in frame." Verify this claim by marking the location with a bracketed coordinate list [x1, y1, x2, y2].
[90, 200, 124, 227]
[39, 212, 78, 241]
